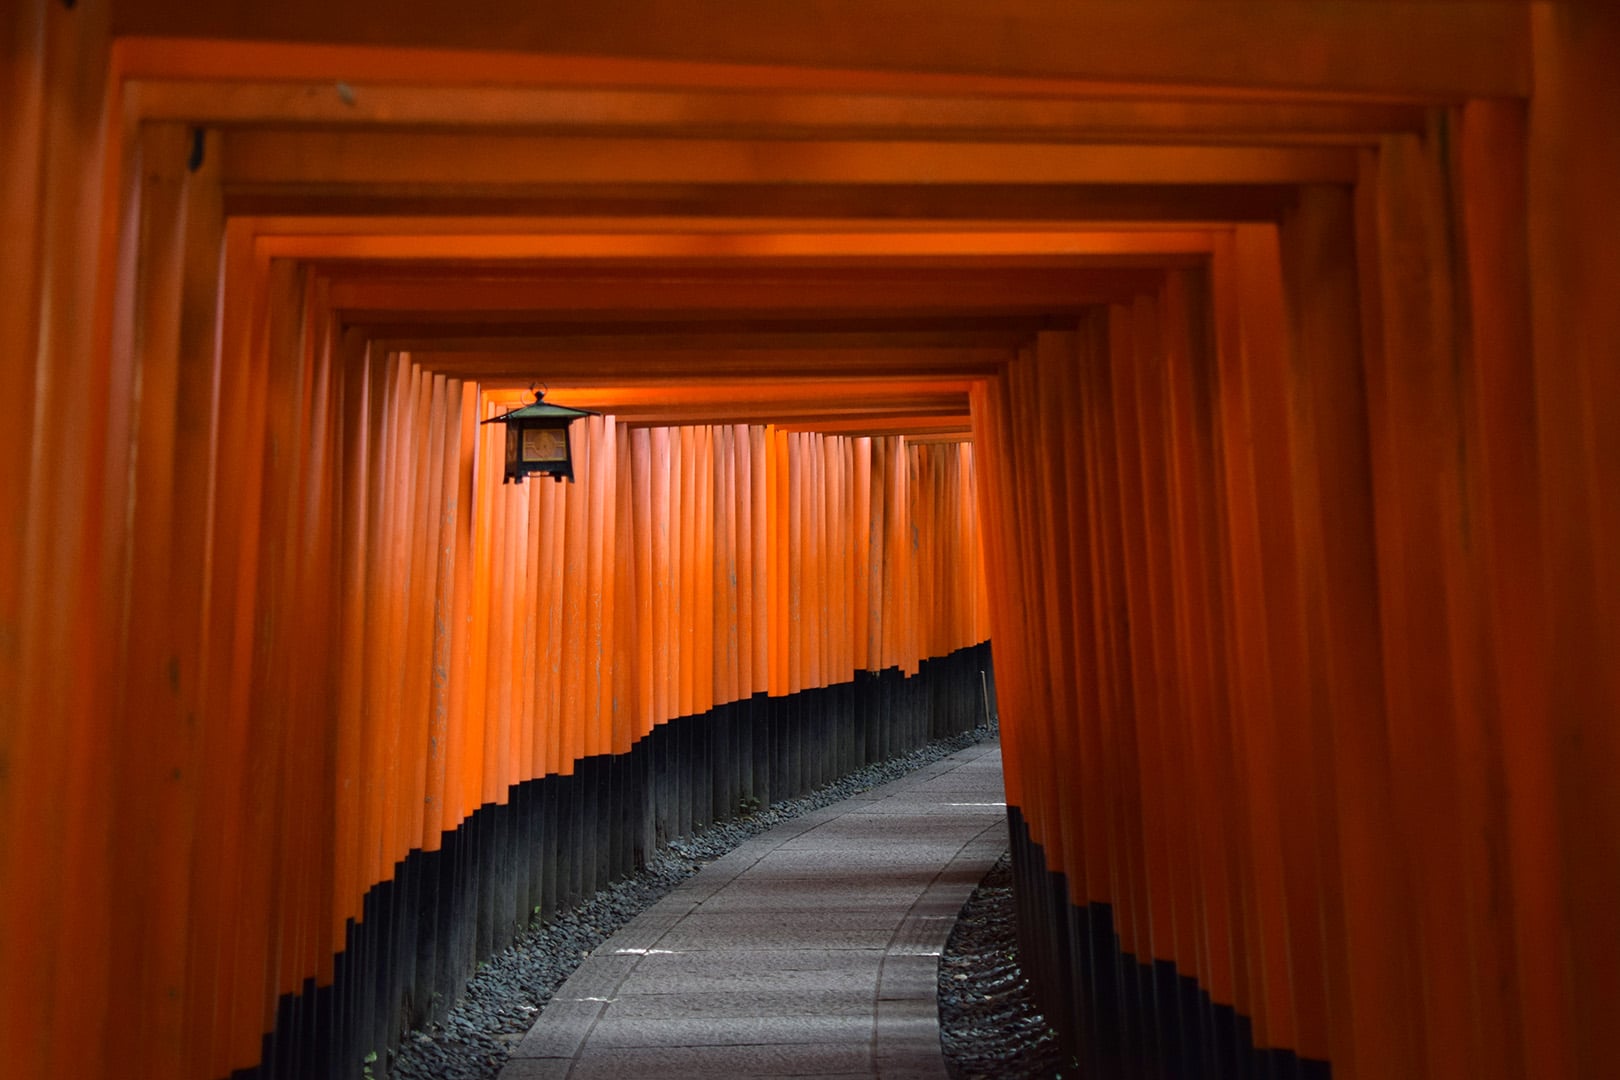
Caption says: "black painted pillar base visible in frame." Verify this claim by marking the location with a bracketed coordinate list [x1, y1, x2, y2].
[1005, 806, 1331, 1080]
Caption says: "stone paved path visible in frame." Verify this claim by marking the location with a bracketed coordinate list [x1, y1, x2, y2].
[498, 740, 1006, 1079]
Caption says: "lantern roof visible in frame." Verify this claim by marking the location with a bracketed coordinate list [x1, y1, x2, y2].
[482, 393, 597, 425]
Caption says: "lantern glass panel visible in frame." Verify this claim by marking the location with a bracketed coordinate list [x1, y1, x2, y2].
[522, 427, 568, 463]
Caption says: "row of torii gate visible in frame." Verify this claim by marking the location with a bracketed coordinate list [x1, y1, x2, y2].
[2, 3, 1617, 1079]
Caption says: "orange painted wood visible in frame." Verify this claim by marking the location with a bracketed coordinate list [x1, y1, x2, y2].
[731, 426, 752, 701]
[107, 7, 1528, 100]
[1275, 186, 1398, 1075]
[1358, 132, 1488, 1080]
[444, 382, 479, 819]
[810, 432, 827, 688]
[772, 428, 789, 696]
[1203, 232, 1264, 1030]
[597, 416, 620, 752]
[749, 426, 770, 695]
[103, 122, 210, 1078]
[0, 7, 51, 1062]
[128, 76, 1427, 150]
[207, 244, 276, 1074]
[1121, 294, 1184, 978]
[479, 381, 512, 799]
[1094, 306, 1148, 969]
[630, 428, 655, 733]
[968, 377, 1024, 812]
[1455, 96, 1557, 1080]
[1070, 311, 1117, 929]
[650, 426, 673, 725]
[2, 2, 123, 1071]
[613, 425, 636, 754]
[675, 426, 694, 717]
[221, 130, 1360, 191]
[1024, 332, 1083, 904]
[518, 451, 541, 779]
[719, 426, 740, 707]
[461, 398, 494, 808]
[1220, 229, 1305, 1052]
[1527, 15, 1620, 1071]
[695, 424, 715, 717]
[424, 374, 460, 840]
[1159, 269, 1238, 1008]
[560, 416, 591, 770]
[1001, 345, 1053, 854]
[541, 467, 568, 775]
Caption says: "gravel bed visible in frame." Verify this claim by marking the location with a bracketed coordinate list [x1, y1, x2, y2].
[938, 852, 1076, 1080]
[388, 726, 994, 1080]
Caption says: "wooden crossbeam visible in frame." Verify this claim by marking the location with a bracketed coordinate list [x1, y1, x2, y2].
[425, 346, 1010, 381]
[130, 79, 1426, 143]
[110, 2, 1527, 98]
[221, 131, 1360, 187]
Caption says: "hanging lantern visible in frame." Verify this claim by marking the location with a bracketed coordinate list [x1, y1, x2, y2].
[481, 389, 596, 484]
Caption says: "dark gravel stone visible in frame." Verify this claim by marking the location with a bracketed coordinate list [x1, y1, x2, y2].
[938, 852, 1077, 1080]
[388, 725, 994, 1080]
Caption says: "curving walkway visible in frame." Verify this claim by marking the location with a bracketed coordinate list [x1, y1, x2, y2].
[498, 740, 1006, 1080]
